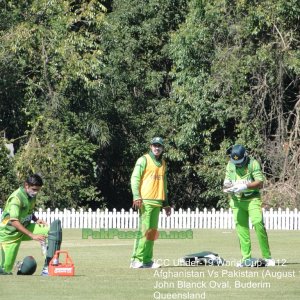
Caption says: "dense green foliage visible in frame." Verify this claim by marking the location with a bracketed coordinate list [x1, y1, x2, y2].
[0, 140, 18, 207]
[1, 0, 299, 209]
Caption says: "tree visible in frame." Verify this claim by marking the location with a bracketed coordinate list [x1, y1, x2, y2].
[1, 0, 299, 210]
[0, 0, 109, 208]
[157, 0, 300, 208]
[94, 0, 188, 209]
[0, 139, 18, 206]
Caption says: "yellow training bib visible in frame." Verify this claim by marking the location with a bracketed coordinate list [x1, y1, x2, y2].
[140, 154, 166, 201]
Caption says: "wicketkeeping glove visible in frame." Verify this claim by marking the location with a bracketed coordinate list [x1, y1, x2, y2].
[223, 179, 232, 188]
[223, 179, 233, 193]
[226, 183, 248, 193]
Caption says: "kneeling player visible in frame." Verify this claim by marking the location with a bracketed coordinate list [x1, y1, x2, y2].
[0, 174, 62, 275]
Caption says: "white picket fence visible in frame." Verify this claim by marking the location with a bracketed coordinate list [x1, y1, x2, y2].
[1, 207, 298, 230]
[24, 207, 300, 230]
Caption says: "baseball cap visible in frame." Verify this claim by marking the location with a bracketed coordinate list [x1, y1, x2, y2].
[150, 137, 164, 146]
[230, 144, 247, 165]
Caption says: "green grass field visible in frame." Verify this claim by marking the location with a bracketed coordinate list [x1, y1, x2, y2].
[1, 229, 299, 300]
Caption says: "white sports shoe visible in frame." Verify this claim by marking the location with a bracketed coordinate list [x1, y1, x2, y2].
[41, 266, 49, 276]
[143, 261, 161, 269]
[130, 261, 143, 269]
[236, 258, 258, 267]
[236, 261, 243, 268]
[264, 258, 276, 267]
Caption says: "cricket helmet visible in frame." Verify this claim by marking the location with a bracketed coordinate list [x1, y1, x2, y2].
[17, 256, 37, 275]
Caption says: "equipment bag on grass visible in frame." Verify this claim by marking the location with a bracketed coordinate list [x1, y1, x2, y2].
[181, 251, 225, 266]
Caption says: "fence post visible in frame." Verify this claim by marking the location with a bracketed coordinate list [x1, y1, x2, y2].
[107, 209, 112, 229]
[99, 209, 104, 228]
[203, 208, 208, 229]
[273, 208, 278, 230]
[269, 208, 274, 230]
[79, 208, 83, 228]
[112, 208, 117, 228]
[294, 208, 299, 230]
[263, 208, 269, 230]
[173, 209, 178, 229]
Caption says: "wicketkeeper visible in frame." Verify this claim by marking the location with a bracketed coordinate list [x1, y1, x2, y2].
[223, 145, 275, 267]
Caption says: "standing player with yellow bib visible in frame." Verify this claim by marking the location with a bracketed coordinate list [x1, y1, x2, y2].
[130, 137, 171, 268]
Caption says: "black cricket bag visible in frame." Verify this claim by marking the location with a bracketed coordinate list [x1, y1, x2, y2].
[181, 251, 225, 266]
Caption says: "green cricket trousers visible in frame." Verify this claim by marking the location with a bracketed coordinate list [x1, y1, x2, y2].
[230, 198, 271, 260]
[0, 224, 49, 273]
[131, 204, 160, 264]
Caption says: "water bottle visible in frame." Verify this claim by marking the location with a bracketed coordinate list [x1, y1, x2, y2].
[40, 241, 47, 256]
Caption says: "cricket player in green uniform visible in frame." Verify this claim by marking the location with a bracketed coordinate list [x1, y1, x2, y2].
[223, 145, 275, 267]
[130, 137, 171, 269]
[0, 174, 62, 275]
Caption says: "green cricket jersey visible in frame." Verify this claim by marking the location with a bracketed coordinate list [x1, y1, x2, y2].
[225, 159, 265, 200]
[131, 151, 169, 207]
[0, 187, 37, 242]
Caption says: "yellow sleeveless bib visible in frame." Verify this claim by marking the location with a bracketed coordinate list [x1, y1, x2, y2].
[140, 154, 166, 201]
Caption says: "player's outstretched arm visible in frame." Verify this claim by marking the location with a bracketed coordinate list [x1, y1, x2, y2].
[10, 220, 46, 242]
